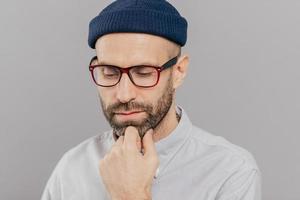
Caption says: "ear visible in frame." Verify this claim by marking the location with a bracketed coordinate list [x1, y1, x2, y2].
[90, 55, 98, 65]
[172, 54, 189, 89]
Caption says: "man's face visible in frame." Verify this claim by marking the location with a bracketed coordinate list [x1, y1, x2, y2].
[94, 33, 179, 138]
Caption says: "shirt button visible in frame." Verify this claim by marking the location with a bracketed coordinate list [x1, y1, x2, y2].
[154, 167, 160, 179]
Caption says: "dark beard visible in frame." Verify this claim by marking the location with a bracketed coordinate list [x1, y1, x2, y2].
[99, 76, 174, 140]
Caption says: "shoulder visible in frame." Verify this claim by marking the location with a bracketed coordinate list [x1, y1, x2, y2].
[54, 129, 113, 172]
[66, 129, 112, 157]
[41, 130, 113, 199]
[188, 125, 260, 172]
[187, 127, 262, 198]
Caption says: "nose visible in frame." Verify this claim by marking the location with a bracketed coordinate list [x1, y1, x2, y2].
[116, 73, 137, 103]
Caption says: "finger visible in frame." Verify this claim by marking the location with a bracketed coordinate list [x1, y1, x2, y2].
[123, 126, 140, 152]
[142, 129, 157, 157]
[110, 135, 124, 151]
[115, 135, 124, 146]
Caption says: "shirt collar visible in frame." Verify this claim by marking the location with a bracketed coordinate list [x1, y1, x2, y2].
[155, 105, 193, 156]
[153, 105, 193, 178]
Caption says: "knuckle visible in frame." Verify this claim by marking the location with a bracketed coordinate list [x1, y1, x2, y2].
[110, 146, 122, 157]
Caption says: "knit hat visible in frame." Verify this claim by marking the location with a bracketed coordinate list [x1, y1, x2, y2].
[88, 0, 188, 49]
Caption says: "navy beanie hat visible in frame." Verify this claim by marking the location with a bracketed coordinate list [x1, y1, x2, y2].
[88, 0, 188, 49]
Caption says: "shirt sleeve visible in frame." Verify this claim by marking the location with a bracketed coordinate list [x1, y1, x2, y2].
[40, 168, 61, 200]
[216, 164, 262, 200]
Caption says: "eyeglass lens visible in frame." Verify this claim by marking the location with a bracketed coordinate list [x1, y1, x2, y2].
[93, 65, 159, 87]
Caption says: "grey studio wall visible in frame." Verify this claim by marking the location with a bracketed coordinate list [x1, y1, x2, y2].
[0, 0, 299, 199]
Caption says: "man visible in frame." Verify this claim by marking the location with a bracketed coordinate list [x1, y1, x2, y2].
[41, 0, 261, 200]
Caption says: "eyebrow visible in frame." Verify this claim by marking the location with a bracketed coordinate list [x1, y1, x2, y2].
[90, 56, 160, 67]
[97, 60, 161, 67]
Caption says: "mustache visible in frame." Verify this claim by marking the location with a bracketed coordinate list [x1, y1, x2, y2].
[106, 101, 153, 114]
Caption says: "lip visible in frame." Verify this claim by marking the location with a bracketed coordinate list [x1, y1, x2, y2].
[115, 111, 143, 115]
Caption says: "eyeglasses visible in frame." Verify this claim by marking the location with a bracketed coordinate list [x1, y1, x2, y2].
[88, 55, 179, 88]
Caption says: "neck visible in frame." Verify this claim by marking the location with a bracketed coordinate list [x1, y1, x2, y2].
[152, 102, 179, 143]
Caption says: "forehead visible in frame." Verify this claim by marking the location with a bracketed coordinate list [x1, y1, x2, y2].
[94, 33, 174, 66]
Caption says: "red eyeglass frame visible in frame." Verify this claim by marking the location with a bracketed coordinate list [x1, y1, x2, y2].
[88, 55, 179, 88]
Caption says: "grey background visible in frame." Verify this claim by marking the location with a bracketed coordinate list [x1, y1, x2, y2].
[0, 0, 299, 199]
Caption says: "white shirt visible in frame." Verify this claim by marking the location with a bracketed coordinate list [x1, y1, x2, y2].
[41, 105, 261, 200]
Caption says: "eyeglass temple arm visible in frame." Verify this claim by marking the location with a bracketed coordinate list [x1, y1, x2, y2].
[89, 55, 98, 66]
[160, 56, 179, 71]
[89, 54, 179, 69]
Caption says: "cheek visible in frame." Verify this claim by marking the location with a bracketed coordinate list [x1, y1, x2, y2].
[96, 76, 169, 104]
[145, 88, 162, 98]
[140, 77, 169, 102]
[157, 72, 173, 92]
[97, 87, 113, 103]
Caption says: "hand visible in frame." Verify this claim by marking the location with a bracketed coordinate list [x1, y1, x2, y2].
[99, 126, 159, 200]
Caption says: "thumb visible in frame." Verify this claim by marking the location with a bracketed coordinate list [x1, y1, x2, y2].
[142, 129, 156, 157]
